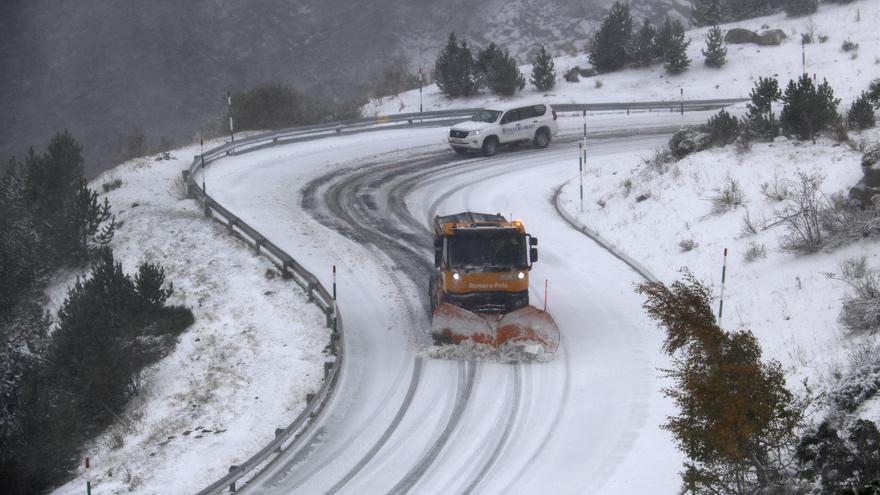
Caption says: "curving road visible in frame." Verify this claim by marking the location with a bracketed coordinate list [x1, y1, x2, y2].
[200, 113, 708, 493]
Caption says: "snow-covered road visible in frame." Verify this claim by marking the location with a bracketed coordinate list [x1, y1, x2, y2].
[199, 113, 713, 493]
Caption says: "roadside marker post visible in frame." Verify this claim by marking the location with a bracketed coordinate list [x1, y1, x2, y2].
[718, 248, 728, 322]
[332, 265, 338, 332]
[200, 137, 206, 195]
[227, 91, 236, 150]
[85, 457, 92, 495]
[578, 142, 584, 212]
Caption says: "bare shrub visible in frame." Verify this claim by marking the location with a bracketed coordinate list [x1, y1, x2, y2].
[760, 175, 792, 202]
[743, 242, 766, 262]
[621, 178, 633, 197]
[821, 193, 880, 247]
[775, 172, 825, 254]
[842, 39, 859, 52]
[643, 147, 673, 173]
[171, 174, 190, 200]
[709, 178, 744, 215]
[741, 209, 764, 236]
[679, 239, 698, 252]
[102, 178, 123, 193]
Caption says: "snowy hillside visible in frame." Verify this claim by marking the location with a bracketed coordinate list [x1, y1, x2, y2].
[50, 147, 330, 494]
[558, 133, 879, 418]
[367, 1, 878, 115]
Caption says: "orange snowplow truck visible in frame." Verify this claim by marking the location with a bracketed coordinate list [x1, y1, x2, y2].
[429, 212, 560, 354]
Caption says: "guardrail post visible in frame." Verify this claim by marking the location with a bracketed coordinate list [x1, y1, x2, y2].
[324, 307, 333, 328]
[227, 219, 235, 233]
[307, 282, 315, 302]
[274, 428, 285, 453]
[228, 466, 238, 492]
[324, 361, 333, 378]
[254, 239, 262, 254]
[204, 198, 212, 217]
[330, 332, 340, 356]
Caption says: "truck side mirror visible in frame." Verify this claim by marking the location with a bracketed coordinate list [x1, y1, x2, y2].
[529, 237, 538, 247]
[434, 239, 443, 267]
[530, 247, 538, 263]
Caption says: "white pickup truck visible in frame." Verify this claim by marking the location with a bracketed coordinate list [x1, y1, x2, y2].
[448, 103, 559, 157]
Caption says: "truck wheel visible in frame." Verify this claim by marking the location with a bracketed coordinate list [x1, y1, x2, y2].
[481, 137, 498, 157]
[534, 128, 550, 149]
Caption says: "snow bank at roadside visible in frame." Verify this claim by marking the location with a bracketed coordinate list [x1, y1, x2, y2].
[558, 132, 880, 419]
[51, 145, 329, 494]
[366, 1, 877, 115]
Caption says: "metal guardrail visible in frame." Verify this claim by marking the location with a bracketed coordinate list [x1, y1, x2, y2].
[184, 154, 343, 495]
[186, 96, 744, 494]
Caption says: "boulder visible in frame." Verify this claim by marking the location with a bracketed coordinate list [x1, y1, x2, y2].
[577, 67, 598, 78]
[757, 29, 787, 46]
[725, 28, 759, 44]
[863, 144, 880, 187]
[848, 181, 880, 207]
[563, 68, 580, 82]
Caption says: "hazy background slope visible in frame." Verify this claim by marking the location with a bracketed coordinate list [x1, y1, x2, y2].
[0, 0, 686, 177]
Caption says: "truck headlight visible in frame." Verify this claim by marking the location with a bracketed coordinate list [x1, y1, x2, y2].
[470, 130, 481, 136]
[517, 271, 525, 280]
[453, 272, 460, 280]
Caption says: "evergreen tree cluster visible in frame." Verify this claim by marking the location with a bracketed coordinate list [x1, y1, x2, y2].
[587, 3, 692, 75]
[780, 74, 841, 142]
[674, 75, 847, 158]
[848, 92, 877, 130]
[0, 133, 191, 493]
[433, 33, 528, 98]
[1, 131, 115, 312]
[692, 0, 802, 25]
[2, 250, 193, 493]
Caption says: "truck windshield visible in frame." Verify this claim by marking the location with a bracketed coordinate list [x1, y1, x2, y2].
[448, 233, 527, 269]
[471, 110, 501, 123]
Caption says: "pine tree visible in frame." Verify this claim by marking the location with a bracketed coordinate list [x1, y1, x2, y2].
[847, 92, 876, 130]
[692, 0, 725, 26]
[65, 180, 115, 261]
[433, 32, 479, 98]
[663, 18, 691, 74]
[484, 47, 526, 96]
[867, 79, 880, 108]
[785, 0, 818, 17]
[702, 26, 727, 68]
[474, 42, 503, 88]
[704, 109, 740, 146]
[745, 76, 782, 140]
[781, 74, 841, 142]
[637, 271, 804, 495]
[530, 46, 556, 92]
[654, 17, 674, 61]
[588, 1, 633, 73]
[631, 19, 657, 67]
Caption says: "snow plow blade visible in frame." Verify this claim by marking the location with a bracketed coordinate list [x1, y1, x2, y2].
[431, 303, 560, 354]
